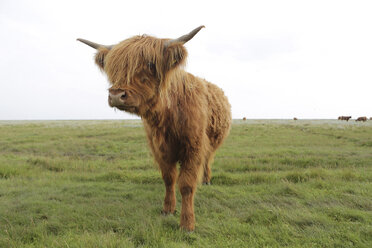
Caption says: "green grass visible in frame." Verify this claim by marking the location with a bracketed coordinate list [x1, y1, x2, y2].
[0, 119, 371, 247]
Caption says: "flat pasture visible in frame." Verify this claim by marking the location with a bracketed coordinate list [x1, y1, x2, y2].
[0, 119, 371, 247]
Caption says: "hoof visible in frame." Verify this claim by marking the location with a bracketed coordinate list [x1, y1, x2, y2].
[161, 210, 176, 216]
[180, 225, 195, 232]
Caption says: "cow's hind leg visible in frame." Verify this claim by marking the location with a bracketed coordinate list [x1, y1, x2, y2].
[160, 163, 177, 215]
[202, 151, 215, 185]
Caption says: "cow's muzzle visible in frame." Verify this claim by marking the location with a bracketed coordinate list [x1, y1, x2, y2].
[108, 89, 126, 107]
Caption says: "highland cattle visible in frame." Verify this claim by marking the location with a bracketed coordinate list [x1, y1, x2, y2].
[77, 26, 231, 231]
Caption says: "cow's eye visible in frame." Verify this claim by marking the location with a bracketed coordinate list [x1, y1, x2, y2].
[141, 77, 148, 84]
[148, 62, 156, 74]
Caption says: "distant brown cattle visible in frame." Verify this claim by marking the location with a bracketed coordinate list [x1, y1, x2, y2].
[243, 117, 247, 121]
[293, 117, 298, 120]
[356, 117, 367, 122]
[370, 117, 372, 120]
[338, 116, 351, 121]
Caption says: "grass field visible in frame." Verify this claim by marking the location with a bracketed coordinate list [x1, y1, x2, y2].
[0, 119, 371, 247]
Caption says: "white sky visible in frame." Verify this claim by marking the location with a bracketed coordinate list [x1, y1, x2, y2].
[0, 0, 371, 120]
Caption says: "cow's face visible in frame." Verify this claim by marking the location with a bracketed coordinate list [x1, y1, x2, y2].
[78, 26, 204, 115]
[105, 54, 159, 114]
[100, 36, 166, 115]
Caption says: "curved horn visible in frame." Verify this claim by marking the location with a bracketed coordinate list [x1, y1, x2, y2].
[165, 25, 205, 47]
[76, 38, 113, 50]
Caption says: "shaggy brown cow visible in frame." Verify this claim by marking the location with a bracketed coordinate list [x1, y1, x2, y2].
[338, 116, 351, 121]
[356, 116, 367, 122]
[293, 117, 298, 121]
[77, 26, 231, 231]
[243, 117, 247, 121]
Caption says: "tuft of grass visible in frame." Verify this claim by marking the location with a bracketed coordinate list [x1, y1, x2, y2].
[284, 172, 309, 183]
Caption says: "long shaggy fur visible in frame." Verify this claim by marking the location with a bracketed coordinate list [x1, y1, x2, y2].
[90, 32, 231, 231]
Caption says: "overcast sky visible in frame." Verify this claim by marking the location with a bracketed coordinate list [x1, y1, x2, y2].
[1, 0, 371, 120]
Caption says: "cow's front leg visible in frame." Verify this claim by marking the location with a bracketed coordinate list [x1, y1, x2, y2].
[160, 163, 177, 215]
[178, 162, 201, 231]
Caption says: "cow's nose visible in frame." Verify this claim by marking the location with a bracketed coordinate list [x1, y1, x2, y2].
[109, 91, 126, 106]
